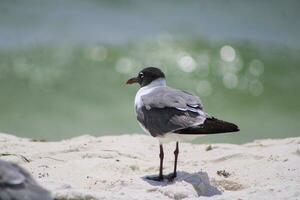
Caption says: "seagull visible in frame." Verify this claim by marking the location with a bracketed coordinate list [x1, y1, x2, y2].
[126, 67, 239, 181]
[0, 159, 53, 200]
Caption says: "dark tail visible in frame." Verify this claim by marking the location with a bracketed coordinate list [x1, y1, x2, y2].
[175, 117, 239, 135]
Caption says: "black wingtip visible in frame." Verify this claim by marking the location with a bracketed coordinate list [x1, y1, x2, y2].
[175, 117, 240, 135]
[231, 124, 240, 132]
[223, 121, 240, 133]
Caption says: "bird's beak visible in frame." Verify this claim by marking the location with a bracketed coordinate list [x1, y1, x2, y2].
[126, 77, 138, 85]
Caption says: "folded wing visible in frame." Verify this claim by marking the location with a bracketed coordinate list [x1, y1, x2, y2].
[137, 87, 208, 137]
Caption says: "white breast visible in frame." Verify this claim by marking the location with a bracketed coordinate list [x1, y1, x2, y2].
[134, 87, 154, 110]
[134, 78, 167, 111]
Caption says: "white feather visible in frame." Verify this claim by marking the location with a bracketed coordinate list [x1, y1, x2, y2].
[158, 133, 200, 144]
[134, 78, 166, 110]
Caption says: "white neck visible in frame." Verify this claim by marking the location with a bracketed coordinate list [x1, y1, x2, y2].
[135, 78, 166, 109]
[142, 78, 166, 89]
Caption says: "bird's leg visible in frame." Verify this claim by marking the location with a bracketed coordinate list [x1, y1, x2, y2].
[170, 142, 179, 180]
[159, 144, 164, 179]
[145, 144, 164, 181]
[164, 142, 179, 181]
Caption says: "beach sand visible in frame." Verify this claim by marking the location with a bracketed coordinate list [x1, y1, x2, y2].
[0, 133, 299, 200]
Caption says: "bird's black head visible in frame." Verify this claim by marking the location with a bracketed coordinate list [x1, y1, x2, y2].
[126, 67, 165, 87]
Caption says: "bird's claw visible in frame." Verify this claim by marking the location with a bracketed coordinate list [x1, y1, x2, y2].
[145, 175, 164, 182]
[145, 173, 177, 182]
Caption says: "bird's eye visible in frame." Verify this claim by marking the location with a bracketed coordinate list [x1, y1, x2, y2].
[139, 72, 144, 79]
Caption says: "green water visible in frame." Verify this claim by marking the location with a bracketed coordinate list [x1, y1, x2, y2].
[0, 39, 299, 143]
[1, 0, 300, 143]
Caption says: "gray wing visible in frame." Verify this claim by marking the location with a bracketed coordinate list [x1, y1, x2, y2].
[0, 160, 53, 200]
[137, 87, 208, 137]
[141, 87, 203, 110]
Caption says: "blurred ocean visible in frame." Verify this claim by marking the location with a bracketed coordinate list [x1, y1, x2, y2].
[0, 0, 299, 143]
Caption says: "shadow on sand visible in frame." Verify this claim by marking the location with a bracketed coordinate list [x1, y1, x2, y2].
[142, 171, 222, 197]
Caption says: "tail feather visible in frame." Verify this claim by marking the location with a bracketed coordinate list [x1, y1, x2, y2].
[175, 117, 239, 135]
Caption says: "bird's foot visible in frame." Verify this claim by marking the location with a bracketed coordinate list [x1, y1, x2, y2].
[165, 172, 177, 182]
[145, 173, 177, 182]
[145, 175, 164, 182]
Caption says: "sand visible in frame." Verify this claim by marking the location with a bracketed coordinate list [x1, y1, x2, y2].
[0, 132, 300, 200]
